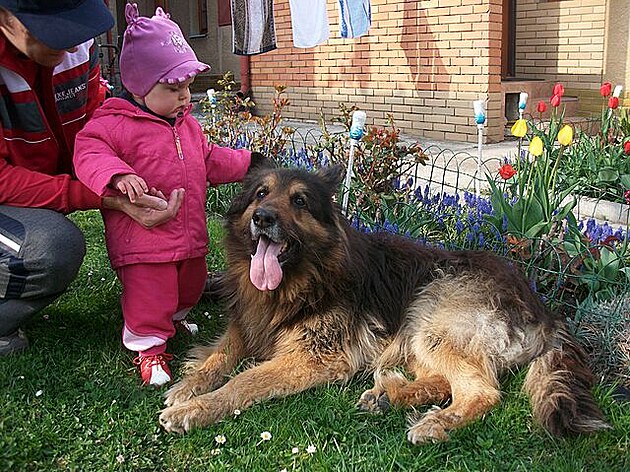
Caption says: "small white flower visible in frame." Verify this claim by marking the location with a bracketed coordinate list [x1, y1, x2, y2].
[100, 277, 106, 281]
[42, 314, 49, 320]
[18, 375, 24, 380]
[291, 447, 299, 454]
[280, 469, 288, 472]
[211, 448, 221, 456]
[214, 434, 226, 445]
[233, 409, 241, 416]
[204, 311, 210, 318]
[88, 271, 93, 276]
[306, 445, 316, 454]
[35, 390, 43, 397]
[116, 455, 125, 463]
[260, 431, 272, 441]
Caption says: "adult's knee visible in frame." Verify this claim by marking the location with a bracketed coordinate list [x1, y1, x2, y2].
[22, 211, 86, 297]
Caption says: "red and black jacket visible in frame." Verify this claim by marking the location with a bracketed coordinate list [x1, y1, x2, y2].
[0, 34, 103, 213]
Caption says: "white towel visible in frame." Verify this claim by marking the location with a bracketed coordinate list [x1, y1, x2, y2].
[288, 0, 329, 48]
[231, 0, 277, 55]
[338, 0, 371, 38]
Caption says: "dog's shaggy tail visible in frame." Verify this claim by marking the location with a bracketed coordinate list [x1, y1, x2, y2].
[523, 327, 610, 436]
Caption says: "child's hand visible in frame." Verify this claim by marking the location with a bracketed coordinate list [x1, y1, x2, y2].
[111, 173, 149, 203]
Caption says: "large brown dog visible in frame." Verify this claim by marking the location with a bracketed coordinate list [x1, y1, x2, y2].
[159, 163, 609, 443]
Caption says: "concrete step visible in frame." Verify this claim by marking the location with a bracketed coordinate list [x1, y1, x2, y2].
[502, 78, 580, 125]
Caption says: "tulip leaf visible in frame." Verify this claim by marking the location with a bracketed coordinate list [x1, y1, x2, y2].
[597, 167, 619, 182]
[556, 199, 577, 221]
[525, 221, 550, 239]
[620, 174, 630, 188]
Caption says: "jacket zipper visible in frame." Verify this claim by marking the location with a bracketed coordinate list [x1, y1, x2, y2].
[172, 125, 192, 253]
[173, 127, 184, 160]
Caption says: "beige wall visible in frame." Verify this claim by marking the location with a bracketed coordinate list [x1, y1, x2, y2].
[604, 0, 630, 106]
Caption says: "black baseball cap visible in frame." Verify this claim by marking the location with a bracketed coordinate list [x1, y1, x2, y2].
[0, 0, 114, 50]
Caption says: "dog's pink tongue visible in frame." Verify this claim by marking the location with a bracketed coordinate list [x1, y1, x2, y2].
[250, 237, 283, 291]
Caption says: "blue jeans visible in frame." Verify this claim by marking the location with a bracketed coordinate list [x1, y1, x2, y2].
[0, 206, 85, 336]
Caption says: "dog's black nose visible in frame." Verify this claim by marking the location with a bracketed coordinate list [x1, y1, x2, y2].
[252, 208, 276, 229]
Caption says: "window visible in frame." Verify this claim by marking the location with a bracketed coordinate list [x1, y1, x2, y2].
[191, 0, 208, 36]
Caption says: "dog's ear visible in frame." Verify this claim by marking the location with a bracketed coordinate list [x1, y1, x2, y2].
[317, 165, 344, 195]
[247, 152, 274, 174]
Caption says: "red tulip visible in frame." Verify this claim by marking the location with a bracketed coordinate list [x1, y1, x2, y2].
[600, 82, 612, 97]
[550, 94, 561, 108]
[609, 97, 620, 109]
[553, 83, 565, 97]
[536, 101, 547, 113]
[624, 141, 630, 155]
[499, 164, 517, 180]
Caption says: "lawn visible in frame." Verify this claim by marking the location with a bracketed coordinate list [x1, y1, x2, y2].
[0, 210, 628, 471]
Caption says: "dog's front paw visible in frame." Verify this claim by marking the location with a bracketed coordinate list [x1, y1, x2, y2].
[357, 389, 390, 413]
[159, 401, 212, 434]
[160, 395, 228, 433]
[159, 404, 195, 434]
[164, 375, 210, 407]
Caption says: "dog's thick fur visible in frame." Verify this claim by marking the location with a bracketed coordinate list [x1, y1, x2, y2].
[160, 163, 609, 443]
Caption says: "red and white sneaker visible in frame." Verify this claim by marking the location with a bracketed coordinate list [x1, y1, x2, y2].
[133, 353, 173, 387]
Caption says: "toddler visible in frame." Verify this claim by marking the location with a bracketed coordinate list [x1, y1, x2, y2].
[74, 3, 259, 386]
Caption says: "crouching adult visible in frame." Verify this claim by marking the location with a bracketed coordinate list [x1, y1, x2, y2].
[0, 0, 183, 355]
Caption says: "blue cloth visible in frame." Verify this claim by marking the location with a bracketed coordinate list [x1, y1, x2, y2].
[338, 0, 371, 39]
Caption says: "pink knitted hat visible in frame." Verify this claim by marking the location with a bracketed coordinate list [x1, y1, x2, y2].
[119, 3, 210, 97]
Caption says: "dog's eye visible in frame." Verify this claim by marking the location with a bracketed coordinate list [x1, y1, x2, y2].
[293, 195, 306, 208]
[256, 188, 268, 200]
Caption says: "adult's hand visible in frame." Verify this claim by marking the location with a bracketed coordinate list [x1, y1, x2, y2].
[103, 188, 184, 228]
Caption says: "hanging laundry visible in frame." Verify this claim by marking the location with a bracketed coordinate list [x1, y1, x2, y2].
[338, 0, 371, 38]
[231, 0, 277, 55]
[288, 0, 329, 48]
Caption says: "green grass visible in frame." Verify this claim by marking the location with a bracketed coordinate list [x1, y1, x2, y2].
[1, 210, 628, 471]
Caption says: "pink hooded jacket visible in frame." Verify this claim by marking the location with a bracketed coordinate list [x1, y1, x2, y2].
[74, 97, 251, 268]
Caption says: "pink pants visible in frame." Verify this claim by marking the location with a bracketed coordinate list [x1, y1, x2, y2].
[117, 257, 207, 355]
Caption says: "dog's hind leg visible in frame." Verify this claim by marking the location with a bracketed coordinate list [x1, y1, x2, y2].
[160, 351, 354, 433]
[358, 367, 451, 413]
[164, 322, 245, 407]
[406, 353, 500, 444]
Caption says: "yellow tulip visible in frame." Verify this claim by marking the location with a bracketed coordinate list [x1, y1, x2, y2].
[557, 125, 573, 146]
[511, 119, 528, 138]
[529, 136, 544, 157]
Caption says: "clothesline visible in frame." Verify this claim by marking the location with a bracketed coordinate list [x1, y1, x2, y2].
[229, 0, 372, 56]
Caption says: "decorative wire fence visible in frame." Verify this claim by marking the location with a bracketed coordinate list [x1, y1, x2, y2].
[205, 122, 629, 386]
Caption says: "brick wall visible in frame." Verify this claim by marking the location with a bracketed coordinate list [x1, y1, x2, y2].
[249, 0, 504, 143]
[515, 0, 629, 113]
